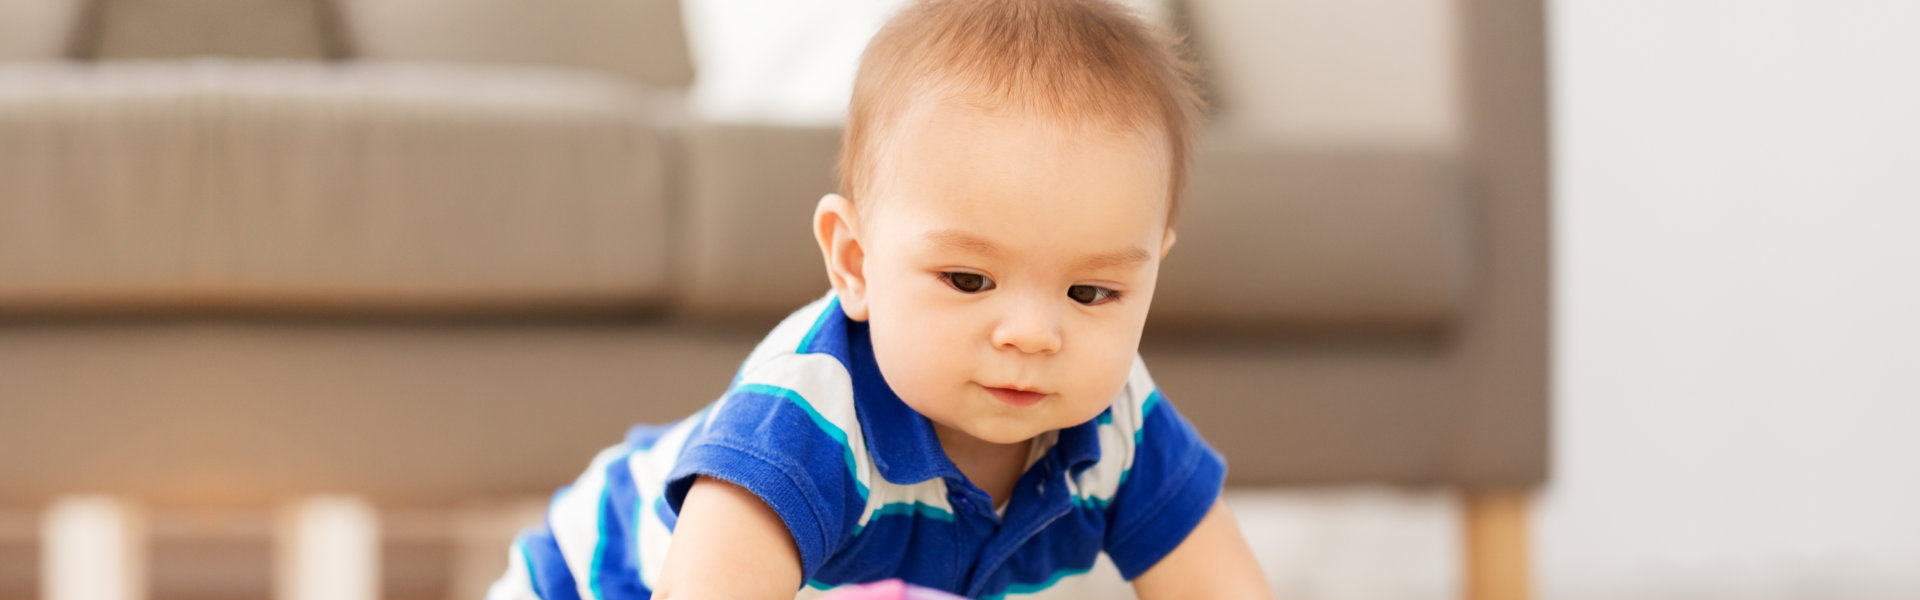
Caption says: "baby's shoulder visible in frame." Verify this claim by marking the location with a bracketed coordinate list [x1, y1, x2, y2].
[716, 350, 860, 426]
[732, 293, 844, 377]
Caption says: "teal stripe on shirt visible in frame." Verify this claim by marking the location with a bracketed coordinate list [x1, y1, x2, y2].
[985, 566, 1093, 598]
[733, 382, 869, 499]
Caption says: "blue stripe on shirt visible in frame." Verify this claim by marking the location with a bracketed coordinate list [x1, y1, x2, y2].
[592, 453, 650, 600]
[733, 382, 869, 500]
[517, 526, 581, 600]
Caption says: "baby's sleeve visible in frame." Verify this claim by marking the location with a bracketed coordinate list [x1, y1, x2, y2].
[1100, 368, 1229, 580]
[662, 359, 870, 582]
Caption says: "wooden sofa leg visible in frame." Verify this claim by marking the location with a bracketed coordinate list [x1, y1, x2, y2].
[275, 496, 380, 600]
[1463, 488, 1534, 600]
[43, 496, 146, 600]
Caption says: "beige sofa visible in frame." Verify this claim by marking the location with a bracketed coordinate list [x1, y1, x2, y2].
[0, 0, 1548, 597]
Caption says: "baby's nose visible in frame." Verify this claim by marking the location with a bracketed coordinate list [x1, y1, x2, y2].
[991, 297, 1062, 355]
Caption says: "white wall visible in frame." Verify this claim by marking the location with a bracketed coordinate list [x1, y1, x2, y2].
[1543, 1, 1920, 598]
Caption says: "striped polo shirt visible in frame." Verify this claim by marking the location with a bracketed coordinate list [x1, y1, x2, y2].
[489, 293, 1226, 599]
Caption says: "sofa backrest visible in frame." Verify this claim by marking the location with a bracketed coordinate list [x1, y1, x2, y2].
[335, 0, 694, 88]
[81, 0, 342, 60]
[55, 0, 695, 88]
[0, 0, 87, 60]
[1181, 0, 1461, 148]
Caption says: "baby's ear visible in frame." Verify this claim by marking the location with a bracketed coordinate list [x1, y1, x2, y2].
[813, 193, 871, 321]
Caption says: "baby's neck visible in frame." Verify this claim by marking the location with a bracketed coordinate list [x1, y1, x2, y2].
[931, 427, 1034, 509]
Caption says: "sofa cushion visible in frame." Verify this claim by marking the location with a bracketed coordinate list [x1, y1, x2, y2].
[1182, 0, 1460, 146]
[338, 0, 693, 88]
[88, 0, 340, 60]
[675, 122, 1468, 331]
[0, 321, 758, 502]
[1151, 134, 1472, 332]
[676, 122, 845, 318]
[0, 61, 674, 313]
[0, 0, 86, 60]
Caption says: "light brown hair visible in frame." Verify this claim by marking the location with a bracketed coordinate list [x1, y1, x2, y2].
[838, 0, 1206, 225]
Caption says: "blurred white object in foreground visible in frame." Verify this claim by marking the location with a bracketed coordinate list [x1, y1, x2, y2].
[275, 496, 379, 600]
[44, 496, 146, 600]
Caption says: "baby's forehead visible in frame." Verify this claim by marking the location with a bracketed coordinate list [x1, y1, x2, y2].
[856, 98, 1175, 247]
[863, 109, 1172, 262]
[893, 90, 1168, 152]
[870, 94, 1172, 187]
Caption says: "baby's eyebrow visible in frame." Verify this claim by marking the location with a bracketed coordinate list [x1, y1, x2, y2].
[926, 228, 1150, 271]
[927, 228, 1003, 257]
[1075, 246, 1152, 271]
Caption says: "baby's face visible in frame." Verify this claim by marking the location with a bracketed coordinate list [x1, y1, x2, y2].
[858, 99, 1174, 449]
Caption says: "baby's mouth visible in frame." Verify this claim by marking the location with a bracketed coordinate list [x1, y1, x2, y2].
[980, 384, 1047, 407]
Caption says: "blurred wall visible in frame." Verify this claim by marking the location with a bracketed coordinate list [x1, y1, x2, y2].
[1543, 1, 1920, 598]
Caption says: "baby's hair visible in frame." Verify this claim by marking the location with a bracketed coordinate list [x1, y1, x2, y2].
[838, 0, 1206, 226]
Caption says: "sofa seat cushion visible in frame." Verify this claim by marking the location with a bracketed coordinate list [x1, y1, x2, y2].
[0, 60, 675, 313]
[0, 320, 1523, 502]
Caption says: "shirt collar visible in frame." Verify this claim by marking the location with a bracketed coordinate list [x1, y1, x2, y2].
[832, 302, 1104, 486]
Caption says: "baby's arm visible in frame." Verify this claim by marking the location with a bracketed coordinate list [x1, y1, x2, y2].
[1129, 498, 1274, 599]
[651, 476, 804, 599]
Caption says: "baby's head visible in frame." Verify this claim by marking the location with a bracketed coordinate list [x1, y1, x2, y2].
[813, 0, 1204, 450]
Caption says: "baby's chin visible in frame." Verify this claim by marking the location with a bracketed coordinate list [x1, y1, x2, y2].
[952, 411, 1087, 447]
[964, 425, 1046, 447]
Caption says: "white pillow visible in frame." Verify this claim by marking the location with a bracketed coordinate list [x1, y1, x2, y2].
[682, 0, 1178, 126]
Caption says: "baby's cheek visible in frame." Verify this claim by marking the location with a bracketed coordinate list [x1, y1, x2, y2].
[1064, 349, 1129, 412]
[873, 315, 968, 396]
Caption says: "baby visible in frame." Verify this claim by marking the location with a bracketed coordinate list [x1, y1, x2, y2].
[491, 0, 1270, 597]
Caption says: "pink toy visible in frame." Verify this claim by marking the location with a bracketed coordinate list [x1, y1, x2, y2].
[817, 579, 968, 600]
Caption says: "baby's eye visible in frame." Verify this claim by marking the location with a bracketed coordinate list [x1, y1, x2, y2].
[940, 272, 996, 293]
[1067, 285, 1119, 305]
